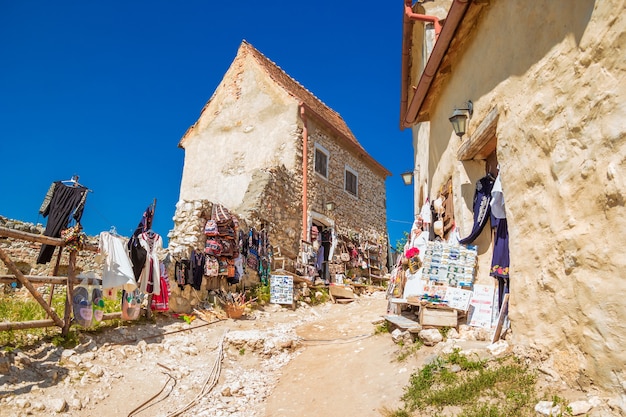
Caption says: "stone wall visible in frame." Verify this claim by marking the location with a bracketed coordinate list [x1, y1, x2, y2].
[307, 120, 389, 270]
[411, 0, 626, 391]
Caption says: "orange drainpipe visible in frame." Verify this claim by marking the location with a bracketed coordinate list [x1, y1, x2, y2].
[405, 1, 442, 38]
[300, 103, 309, 242]
[400, 0, 442, 129]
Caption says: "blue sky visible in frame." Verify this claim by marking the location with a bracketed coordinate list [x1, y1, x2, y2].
[0, 1, 415, 249]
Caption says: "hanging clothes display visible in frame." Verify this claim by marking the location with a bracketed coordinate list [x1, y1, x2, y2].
[189, 249, 205, 290]
[37, 181, 88, 264]
[489, 173, 510, 310]
[127, 205, 153, 281]
[458, 173, 496, 245]
[174, 259, 191, 289]
[138, 231, 162, 295]
[98, 231, 137, 292]
[150, 263, 170, 311]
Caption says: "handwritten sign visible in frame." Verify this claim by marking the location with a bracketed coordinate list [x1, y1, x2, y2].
[444, 287, 473, 311]
[468, 284, 495, 328]
[270, 275, 293, 305]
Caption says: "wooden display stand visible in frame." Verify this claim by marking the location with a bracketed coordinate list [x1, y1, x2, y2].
[419, 306, 458, 328]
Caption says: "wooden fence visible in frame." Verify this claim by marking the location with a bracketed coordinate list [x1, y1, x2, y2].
[0, 226, 122, 336]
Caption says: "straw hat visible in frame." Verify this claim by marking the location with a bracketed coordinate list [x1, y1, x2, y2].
[433, 220, 444, 238]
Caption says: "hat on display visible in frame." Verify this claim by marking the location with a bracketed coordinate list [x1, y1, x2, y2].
[434, 220, 444, 238]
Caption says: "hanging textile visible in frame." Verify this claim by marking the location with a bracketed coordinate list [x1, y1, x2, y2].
[127, 205, 154, 281]
[458, 173, 496, 245]
[189, 249, 205, 290]
[37, 181, 88, 264]
[175, 259, 191, 289]
[490, 173, 506, 219]
[138, 231, 162, 295]
[150, 263, 170, 311]
[98, 231, 137, 292]
[489, 172, 509, 310]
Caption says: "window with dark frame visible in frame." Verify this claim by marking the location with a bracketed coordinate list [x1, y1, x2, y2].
[315, 148, 328, 178]
[345, 169, 358, 196]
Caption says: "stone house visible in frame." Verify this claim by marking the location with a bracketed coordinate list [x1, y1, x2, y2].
[401, 0, 625, 393]
[168, 41, 391, 286]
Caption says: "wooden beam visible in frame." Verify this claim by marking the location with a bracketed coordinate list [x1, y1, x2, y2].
[458, 106, 499, 161]
[0, 319, 56, 332]
[0, 226, 98, 252]
[0, 246, 65, 328]
[0, 275, 68, 285]
[0, 226, 63, 246]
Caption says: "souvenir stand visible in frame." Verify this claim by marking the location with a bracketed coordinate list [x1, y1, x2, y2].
[298, 225, 386, 289]
[385, 240, 478, 331]
[172, 202, 273, 317]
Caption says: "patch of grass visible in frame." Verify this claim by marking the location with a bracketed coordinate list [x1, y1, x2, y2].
[439, 326, 451, 340]
[396, 340, 423, 362]
[375, 321, 390, 334]
[0, 289, 126, 348]
[309, 288, 329, 305]
[239, 347, 246, 356]
[251, 284, 271, 305]
[391, 349, 540, 417]
[51, 328, 81, 349]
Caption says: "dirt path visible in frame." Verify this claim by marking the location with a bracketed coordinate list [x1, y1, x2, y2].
[264, 294, 414, 416]
[0, 290, 420, 417]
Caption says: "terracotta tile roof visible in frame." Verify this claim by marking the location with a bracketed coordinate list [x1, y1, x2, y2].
[241, 40, 390, 177]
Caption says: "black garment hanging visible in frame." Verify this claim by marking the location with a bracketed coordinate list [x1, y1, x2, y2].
[174, 259, 191, 289]
[37, 181, 88, 264]
[127, 205, 154, 280]
[189, 250, 205, 290]
[458, 173, 496, 245]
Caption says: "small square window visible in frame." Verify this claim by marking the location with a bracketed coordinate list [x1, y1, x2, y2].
[315, 148, 328, 178]
[345, 169, 358, 196]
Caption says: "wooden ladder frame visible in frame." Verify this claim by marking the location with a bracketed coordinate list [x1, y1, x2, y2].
[0, 226, 121, 336]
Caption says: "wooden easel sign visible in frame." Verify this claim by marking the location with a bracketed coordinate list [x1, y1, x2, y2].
[491, 293, 510, 343]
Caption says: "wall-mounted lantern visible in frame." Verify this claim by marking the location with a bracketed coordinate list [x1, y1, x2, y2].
[449, 100, 474, 138]
[401, 171, 414, 186]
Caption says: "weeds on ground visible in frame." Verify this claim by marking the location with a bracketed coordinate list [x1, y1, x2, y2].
[384, 349, 539, 417]
[396, 339, 423, 362]
[250, 284, 271, 305]
[375, 321, 390, 334]
[309, 288, 329, 305]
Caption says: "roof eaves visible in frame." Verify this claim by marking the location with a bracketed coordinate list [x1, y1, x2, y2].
[402, 0, 472, 127]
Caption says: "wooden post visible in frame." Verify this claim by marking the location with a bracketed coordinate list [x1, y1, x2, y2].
[491, 293, 510, 343]
[62, 251, 77, 336]
[47, 246, 64, 316]
[0, 246, 65, 328]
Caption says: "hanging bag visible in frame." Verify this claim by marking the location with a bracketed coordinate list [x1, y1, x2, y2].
[204, 255, 219, 277]
[61, 223, 85, 252]
[121, 289, 142, 321]
[205, 239, 222, 256]
[204, 219, 219, 236]
[211, 203, 231, 224]
[72, 281, 93, 327]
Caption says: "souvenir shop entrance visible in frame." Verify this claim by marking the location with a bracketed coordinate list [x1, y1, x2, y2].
[311, 215, 334, 284]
